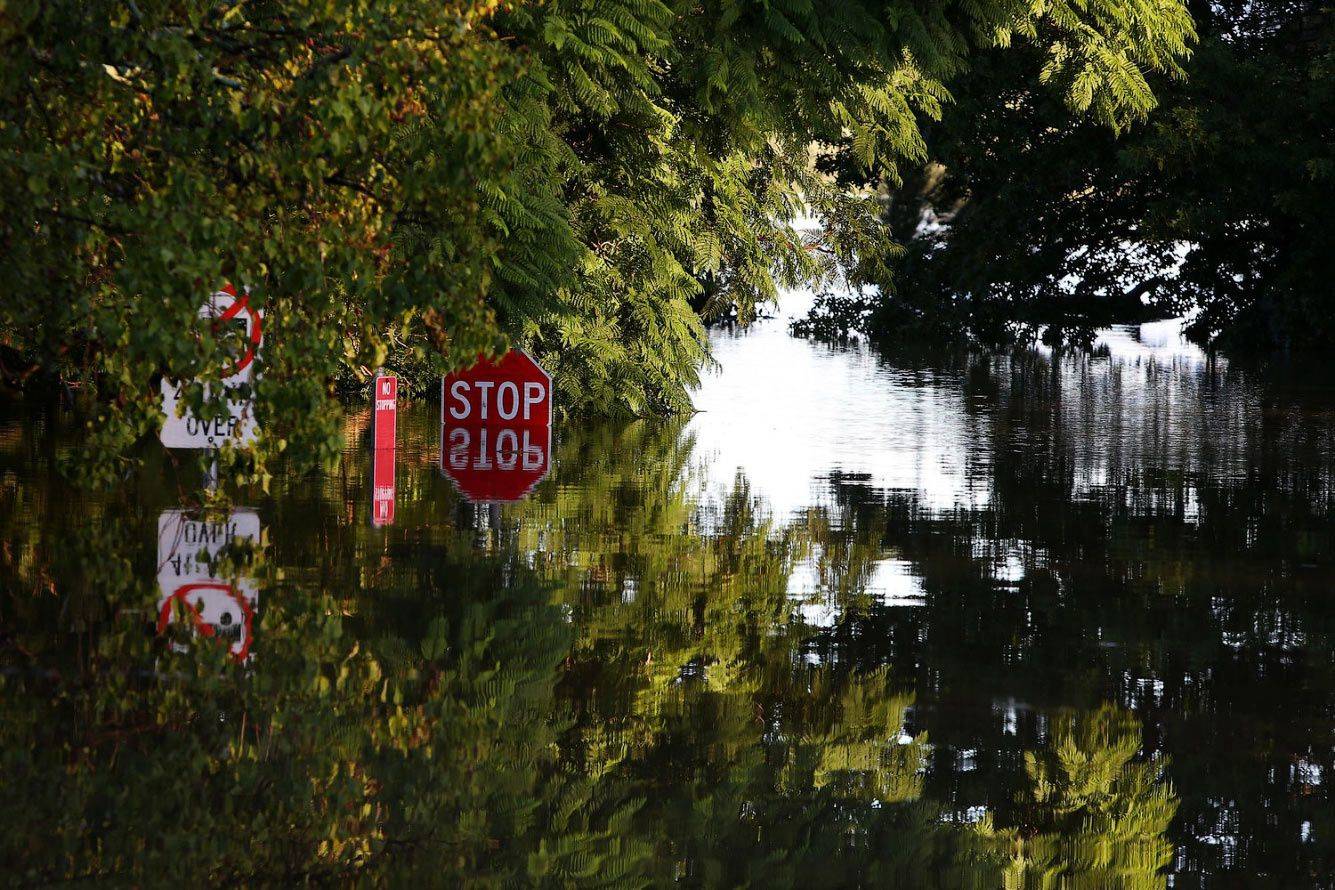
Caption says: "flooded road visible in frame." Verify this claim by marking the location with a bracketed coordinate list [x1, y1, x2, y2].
[3, 294, 1334, 885]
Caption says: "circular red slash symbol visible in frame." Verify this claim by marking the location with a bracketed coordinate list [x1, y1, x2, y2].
[213, 284, 263, 376]
[157, 581, 255, 662]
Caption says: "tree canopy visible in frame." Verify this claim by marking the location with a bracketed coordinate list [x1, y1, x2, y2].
[797, 0, 1334, 351]
[2, 0, 1194, 478]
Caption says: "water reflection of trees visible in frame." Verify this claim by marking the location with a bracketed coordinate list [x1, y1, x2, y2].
[15, 337, 1335, 886]
[802, 349, 1335, 886]
[499, 418, 1181, 887]
[1, 402, 1195, 885]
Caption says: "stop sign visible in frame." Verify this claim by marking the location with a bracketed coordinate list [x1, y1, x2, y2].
[440, 351, 552, 502]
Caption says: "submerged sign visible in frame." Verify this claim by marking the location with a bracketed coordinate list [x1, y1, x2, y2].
[440, 351, 552, 503]
[160, 285, 263, 449]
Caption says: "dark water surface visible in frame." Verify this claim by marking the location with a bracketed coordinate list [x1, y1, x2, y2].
[3, 307, 1334, 886]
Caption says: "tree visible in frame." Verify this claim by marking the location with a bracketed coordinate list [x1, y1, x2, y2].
[1003, 705, 1178, 889]
[801, 1, 1334, 351]
[2, 0, 1194, 481]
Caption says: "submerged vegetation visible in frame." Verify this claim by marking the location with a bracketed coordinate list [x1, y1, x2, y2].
[2, 0, 1195, 478]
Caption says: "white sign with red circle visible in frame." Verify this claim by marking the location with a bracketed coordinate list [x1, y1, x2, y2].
[156, 509, 261, 662]
[160, 284, 263, 449]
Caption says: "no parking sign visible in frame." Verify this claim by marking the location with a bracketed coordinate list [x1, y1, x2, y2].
[372, 373, 397, 526]
[156, 509, 260, 662]
[157, 581, 256, 662]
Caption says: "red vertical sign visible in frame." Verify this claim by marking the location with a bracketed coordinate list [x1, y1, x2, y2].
[372, 374, 397, 526]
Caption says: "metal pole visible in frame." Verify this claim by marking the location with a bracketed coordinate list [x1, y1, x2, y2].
[203, 451, 219, 492]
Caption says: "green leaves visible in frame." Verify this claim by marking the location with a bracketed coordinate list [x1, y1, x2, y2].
[1, 0, 1196, 481]
[420, 615, 449, 661]
[812, 2, 1330, 353]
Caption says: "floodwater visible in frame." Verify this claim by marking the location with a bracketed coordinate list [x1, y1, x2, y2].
[3, 295, 1334, 886]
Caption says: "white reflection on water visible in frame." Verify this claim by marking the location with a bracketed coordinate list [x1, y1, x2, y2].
[689, 288, 992, 520]
[690, 289, 1235, 522]
[1094, 317, 1208, 364]
[689, 288, 1227, 613]
[787, 552, 927, 616]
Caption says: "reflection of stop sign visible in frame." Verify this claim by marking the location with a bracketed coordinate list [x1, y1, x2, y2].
[440, 351, 552, 502]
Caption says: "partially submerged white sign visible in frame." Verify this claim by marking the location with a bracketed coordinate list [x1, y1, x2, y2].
[156, 509, 261, 662]
[160, 285, 263, 449]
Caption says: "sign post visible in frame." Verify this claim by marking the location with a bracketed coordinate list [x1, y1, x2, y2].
[440, 351, 552, 503]
[371, 372, 397, 526]
[160, 285, 262, 449]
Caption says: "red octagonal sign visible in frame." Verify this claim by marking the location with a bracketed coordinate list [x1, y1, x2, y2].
[440, 350, 552, 502]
